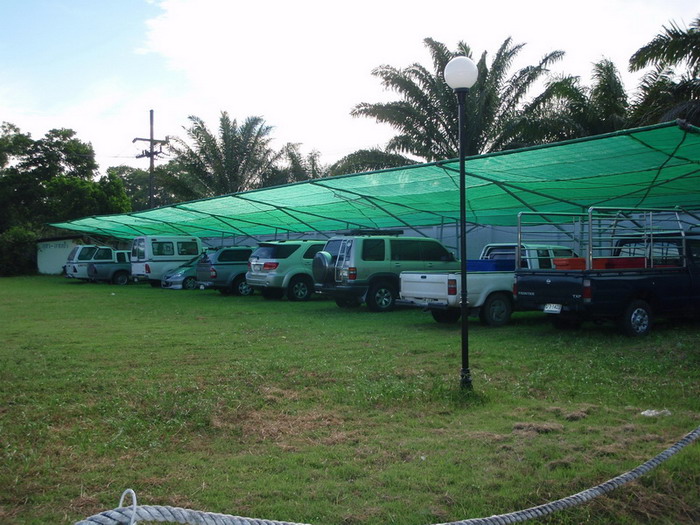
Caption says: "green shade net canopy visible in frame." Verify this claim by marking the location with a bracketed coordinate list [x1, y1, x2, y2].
[51, 121, 700, 239]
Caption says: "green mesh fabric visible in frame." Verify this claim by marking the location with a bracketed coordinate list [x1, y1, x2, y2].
[51, 121, 700, 239]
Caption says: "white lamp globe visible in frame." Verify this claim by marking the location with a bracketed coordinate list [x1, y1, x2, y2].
[444, 56, 478, 89]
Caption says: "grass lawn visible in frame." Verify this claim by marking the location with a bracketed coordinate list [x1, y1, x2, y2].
[1, 276, 699, 525]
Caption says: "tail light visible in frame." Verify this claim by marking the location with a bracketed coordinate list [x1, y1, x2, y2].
[145, 263, 151, 274]
[247, 261, 251, 269]
[447, 278, 457, 295]
[348, 267, 357, 280]
[512, 281, 518, 298]
[263, 262, 279, 270]
[583, 279, 592, 303]
[210, 267, 217, 278]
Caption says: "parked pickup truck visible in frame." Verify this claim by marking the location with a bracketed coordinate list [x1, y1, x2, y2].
[398, 243, 576, 325]
[513, 208, 700, 336]
[87, 249, 132, 285]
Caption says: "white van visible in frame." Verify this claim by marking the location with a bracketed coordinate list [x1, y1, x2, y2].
[130, 236, 203, 286]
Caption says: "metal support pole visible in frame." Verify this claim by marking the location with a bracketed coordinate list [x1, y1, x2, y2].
[456, 89, 472, 390]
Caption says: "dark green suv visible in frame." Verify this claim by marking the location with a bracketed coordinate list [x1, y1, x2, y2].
[312, 230, 458, 311]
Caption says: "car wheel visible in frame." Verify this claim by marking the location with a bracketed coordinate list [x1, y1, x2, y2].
[366, 281, 397, 312]
[431, 308, 461, 323]
[288, 276, 312, 301]
[182, 276, 197, 290]
[479, 293, 513, 327]
[231, 275, 252, 296]
[619, 299, 652, 336]
[112, 271, 129, 286]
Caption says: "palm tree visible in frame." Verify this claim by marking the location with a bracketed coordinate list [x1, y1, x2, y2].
[629, 16, 700, 74]
[168, 112, 284, 198]
[328, 148, 417, 176]
[628, 16, 700, 126]
[511, 59, 629, 144]
[350, 37, 566, 160]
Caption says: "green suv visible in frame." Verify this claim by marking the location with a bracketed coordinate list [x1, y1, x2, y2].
[312, 230, 458, 311]
[246, 240, 326, 301]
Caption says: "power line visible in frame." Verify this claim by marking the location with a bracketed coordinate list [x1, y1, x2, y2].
[132, 109, 168, 209]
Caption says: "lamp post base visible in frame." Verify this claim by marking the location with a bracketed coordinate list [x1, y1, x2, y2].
[460, 367, 473, 389]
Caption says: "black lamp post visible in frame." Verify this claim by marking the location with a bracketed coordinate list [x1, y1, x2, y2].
[444, 56, 479, 389]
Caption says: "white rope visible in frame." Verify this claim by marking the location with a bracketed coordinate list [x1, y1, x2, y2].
[76, 424, 700, 525]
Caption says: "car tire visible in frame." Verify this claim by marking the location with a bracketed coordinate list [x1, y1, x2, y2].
[619, 299, 652, 337]
[479, 293, 513, 327]
[288, 275, 312, 301]
[312, 251, 333, 282]
[182, 276, 197, 290]
[112, 271, 129, 286]
[431, 308, 461, 323]
[366, 281, 397, 312]
[232, 275, 253, 296]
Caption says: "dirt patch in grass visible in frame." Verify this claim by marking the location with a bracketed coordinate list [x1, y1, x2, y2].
[239, 408, 353, 448]
[513, 422, 564, 434]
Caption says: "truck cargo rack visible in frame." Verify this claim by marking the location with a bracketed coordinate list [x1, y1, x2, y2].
[516, 207, 695, 270]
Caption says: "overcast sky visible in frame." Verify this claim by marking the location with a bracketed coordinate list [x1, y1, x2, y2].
[1, 0, 698, 175]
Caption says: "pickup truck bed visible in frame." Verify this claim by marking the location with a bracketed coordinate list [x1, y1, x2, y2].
[399, 269, 515, 326]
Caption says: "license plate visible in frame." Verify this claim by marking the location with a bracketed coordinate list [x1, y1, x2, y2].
[253, 264, 261, 271]
[544, 303, 562, 314]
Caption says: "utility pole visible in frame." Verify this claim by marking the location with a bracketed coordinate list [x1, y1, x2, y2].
[133, 109, 168, 209]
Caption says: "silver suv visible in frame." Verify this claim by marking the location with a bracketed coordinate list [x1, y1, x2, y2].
[196, 246, 254, 295]
[313, 230, 458, 311]
[246, 240, 326, 301]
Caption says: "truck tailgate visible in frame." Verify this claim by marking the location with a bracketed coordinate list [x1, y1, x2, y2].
[400, 271, 455, 304]
[515, 271, 585, 311]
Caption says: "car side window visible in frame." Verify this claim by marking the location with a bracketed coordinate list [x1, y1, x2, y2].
[362, 239, 385, 261]
[536, 249, 552, 269]
[132, 239, 145, 259]
[687, 240, 700, 265]
[117, 252, 128, 263]
[390, 240, 420, 261]
[152, 242, 174, 256]
[94, 248, 113, 260]
[303, 244, 324, 259]
[78, 247, 97, 260]
[178, 241, 199, 256]
[219, 249, 251, 262]
[420, 241, 451, 261]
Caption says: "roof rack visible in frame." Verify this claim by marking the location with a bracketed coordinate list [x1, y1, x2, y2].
[341, 229, 404, 236]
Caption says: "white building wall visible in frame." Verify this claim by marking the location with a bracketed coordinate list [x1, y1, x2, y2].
[36, 238, 82, 275]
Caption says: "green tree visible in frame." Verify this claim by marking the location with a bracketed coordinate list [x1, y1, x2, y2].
[351, 37, 566, 160]
[0, 123, 131, 232]
[108, 162, 192, 210]
[511, 59, 629, 144]
[328, 148, 417, 176]
[259, 144, 326, 187]
[629, 15, 700, 126]
[168, 112, 285, 197]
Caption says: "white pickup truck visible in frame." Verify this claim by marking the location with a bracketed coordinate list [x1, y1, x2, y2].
[398, 243, 576, 325]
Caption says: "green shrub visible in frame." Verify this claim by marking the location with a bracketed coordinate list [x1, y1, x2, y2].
[0, 226, 37, 275]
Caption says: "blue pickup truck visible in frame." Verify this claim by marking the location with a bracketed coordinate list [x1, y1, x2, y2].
[513, 208, 700, 336]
